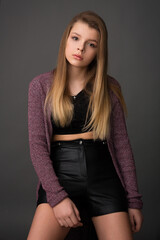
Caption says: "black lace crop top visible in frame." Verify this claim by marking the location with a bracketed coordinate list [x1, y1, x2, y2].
[51, 89, 92, 134]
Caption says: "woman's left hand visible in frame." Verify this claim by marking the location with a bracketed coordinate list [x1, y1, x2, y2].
[128, 208, 143, 233]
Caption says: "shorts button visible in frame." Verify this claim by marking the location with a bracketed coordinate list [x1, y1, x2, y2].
[79, 140, 83, 144]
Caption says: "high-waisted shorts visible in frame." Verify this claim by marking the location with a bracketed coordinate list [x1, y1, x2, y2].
[37, 138, 128, 217]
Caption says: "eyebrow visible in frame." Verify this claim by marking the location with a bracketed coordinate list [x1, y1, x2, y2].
[71, 32, 98, 43]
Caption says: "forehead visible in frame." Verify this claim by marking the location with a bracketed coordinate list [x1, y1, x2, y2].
[70, 21, 99, 41]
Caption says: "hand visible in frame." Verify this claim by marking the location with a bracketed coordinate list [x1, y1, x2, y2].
[128, 208, 143, 233]
[53, 197, 83, 228]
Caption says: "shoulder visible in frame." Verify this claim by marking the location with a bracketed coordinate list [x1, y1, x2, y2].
[107, 74, 121, 89]
[29, 70, 54, 94]
[107, 74, 122, 104]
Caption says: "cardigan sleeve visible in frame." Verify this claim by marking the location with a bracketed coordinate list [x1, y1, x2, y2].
[28, 77, 68, 207]
[110, 88, 143, 209]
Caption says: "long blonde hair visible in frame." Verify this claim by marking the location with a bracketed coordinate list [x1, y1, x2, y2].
[44, 11, 127, 140]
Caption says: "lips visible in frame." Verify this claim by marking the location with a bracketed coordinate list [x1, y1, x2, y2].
[73, 54, 83, 60]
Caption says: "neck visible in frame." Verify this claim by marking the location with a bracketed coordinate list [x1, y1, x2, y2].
[67, 65, 88, 94]
[68, 65, 87, 83]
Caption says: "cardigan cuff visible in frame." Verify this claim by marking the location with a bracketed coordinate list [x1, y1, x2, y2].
[47, 190, 69, 208]
[128, 201, 143, 209]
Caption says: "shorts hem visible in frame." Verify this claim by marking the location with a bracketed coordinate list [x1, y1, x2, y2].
[90, 208, 128, 218]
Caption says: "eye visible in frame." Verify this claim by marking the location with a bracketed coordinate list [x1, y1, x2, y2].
[88, 42, 97, 48]
[71, 36, 78, 41]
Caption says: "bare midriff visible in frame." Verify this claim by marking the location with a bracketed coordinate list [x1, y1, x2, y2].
[52, 131, 94, 142]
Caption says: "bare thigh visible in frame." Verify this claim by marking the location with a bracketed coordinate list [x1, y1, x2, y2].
[27, 203, 70, 240]
[92, 212, 133, 240]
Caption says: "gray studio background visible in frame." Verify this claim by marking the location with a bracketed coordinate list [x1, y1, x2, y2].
[0, 0, 160, 239]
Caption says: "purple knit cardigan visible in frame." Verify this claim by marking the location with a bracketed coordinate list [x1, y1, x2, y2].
[28, 70, 142, 238]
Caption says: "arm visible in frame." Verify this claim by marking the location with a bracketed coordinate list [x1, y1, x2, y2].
[110, 88, 143, 209]
[111, 90, 143, 231]
[28, 77, 68, 207]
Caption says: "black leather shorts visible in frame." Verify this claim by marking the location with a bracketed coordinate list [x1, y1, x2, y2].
[37, 138, 128, 217]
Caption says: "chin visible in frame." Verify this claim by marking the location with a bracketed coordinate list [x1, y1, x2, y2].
[68, 61, 86, 68]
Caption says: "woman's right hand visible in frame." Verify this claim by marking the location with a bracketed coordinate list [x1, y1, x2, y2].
[53, 197, 83, 228]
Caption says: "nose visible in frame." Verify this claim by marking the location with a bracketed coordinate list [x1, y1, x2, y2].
[77, 43, 85, 52]
[77, 47, 84, 52]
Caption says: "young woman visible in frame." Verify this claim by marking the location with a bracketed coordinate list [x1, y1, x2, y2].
[27, 11, 143, 240]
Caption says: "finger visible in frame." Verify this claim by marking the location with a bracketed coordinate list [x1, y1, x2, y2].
[58, 219, 64, 227]
[69, 205, 83, 227]
[66, 217, 83, 228]
[72, 222, 83, 228]
[69, 211, 82, 227]
[56, 217, 71, 228]
[72, 203, 81, 221]
[129, 213, 136, 232]
[61, 218, 70, 228]
[134, 224, 140, 232]
[65, 217, 75, 228]
[134, 215, 142, 232]
[70, 211, 82, 227]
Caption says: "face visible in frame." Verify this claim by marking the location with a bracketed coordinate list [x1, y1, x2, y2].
[65, 21, 99, 69]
